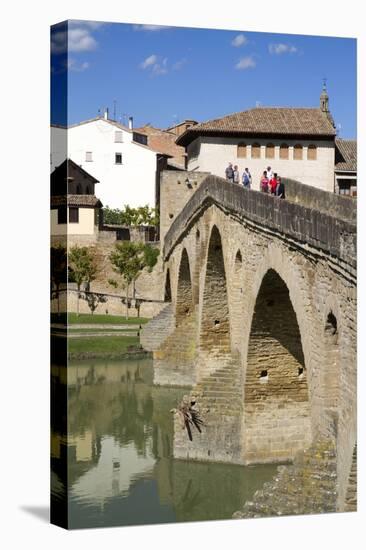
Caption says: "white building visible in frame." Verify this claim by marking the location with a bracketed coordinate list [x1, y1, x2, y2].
[51, 114, 168, 208]
[176, 88, 340, 193]
[51, 159, 103, 242]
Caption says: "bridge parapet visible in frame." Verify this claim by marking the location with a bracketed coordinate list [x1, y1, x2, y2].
[283, 177, 356, 223]
[164, 176, 356, 277]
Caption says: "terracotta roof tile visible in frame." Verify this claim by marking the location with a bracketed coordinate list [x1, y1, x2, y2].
[176, 107, 336, 146]
[51, 194, 103, 208]
[335, 138, 357, 172]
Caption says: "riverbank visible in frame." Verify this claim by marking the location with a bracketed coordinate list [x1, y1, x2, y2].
[69, 348, 151, 360]
[52, 313, 151, 360]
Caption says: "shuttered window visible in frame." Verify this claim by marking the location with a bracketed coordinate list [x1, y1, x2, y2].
[293, 144, 303, 160]
[85, 151, 93, 162]
[307, 144, 317, 160]
[69, 207, 79, 223]
[265, 143, 275, 159]
[57, 206, 67, 224]
[115, 131, 123, 143]
[251, 143, 261, 159]
[237, 143, 247, 158]
[279, 143, 289, 159]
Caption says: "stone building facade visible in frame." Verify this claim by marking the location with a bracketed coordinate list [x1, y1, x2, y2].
[176, 88, 345, 193]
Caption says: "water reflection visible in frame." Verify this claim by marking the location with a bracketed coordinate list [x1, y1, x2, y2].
[51, 358, 277, 529]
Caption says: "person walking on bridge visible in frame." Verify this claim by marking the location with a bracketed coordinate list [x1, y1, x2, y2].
[225, 162, 234, 182]
[242, 167, 252, 189]
[276, 176, 286, 199]
[260, 170, 269, 193]
[269, 172, 278, 195]
[233, 165, 240, 184]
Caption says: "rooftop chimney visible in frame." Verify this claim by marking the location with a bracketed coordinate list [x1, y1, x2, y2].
[128, 116, 133, 130]
[104, 108, 109, 120]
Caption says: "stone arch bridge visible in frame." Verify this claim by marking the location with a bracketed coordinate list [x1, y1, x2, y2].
[141, 175, 356, 511]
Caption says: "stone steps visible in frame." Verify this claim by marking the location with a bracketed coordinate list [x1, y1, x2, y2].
[140, 303, 175, 351]
[194, 359, 243, 416]
[233, 438, 338, 519]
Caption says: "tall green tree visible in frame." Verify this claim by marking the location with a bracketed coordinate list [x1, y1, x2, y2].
[51, 245, 67, 316]
[68, 246, 97, 316]
[109, 242, 159, 319]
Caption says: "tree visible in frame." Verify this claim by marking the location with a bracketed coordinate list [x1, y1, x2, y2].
[51, 245, 67, 316]
[109, 242, 159, 319]
[68, 246, 97, 316]
[102, 204, 158, 227]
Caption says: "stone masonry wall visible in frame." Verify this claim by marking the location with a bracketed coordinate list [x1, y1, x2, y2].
[161, 191, 356, 509]
[159, 170, 210, 248]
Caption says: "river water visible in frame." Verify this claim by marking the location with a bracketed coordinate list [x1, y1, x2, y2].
[51, 357, 277, 529]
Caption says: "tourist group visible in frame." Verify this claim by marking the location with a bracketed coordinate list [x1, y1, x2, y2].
[225, 163, 286, 198]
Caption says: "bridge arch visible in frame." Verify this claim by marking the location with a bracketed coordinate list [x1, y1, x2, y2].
[244, 269, 311, 462]
[242, 253, 313, 463]
[230, 249, 245, 352]
[200, 225, 231, 364]
[164, 268, 172, 302]
[175, 248, 194, 326]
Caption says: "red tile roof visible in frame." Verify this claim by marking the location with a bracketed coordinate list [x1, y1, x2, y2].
[335, 139, 357, 172]
[51, 194, 103, 208]
[176, 107, 336, 146]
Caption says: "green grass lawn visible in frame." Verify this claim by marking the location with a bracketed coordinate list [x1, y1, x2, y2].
[67, 313, 148, 325]
[68, 335, 141, 355]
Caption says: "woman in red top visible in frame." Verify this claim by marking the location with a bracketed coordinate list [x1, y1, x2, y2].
[269, 172, 278, 194]
[260, 171, 269, 193]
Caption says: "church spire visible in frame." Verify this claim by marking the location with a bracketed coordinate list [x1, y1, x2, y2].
[320, 79, 329, 112]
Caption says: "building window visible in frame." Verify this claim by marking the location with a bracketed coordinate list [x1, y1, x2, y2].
[307, 144, 317, 160]
[279, 143, 289, 159]
[115, 153, 123, 164]
[251, 143, 261, 159]
[237, 142, 247, 158]
[133, 132, 148, 146]
[293, 144, 303, 160]
[188, 139, 200, 160]
[76, 184, 82, 194]
[114, 131, 123, 143]
[85, 151, 93, 162]
[57, 206, 67, 224]
[85, 185, 91, 195]
[338, 180, 351, 196]
[265, 143, 275, 159]
[69, 207, 79, 223]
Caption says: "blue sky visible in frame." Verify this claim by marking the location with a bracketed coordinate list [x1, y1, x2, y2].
[51, 21, 357, 138]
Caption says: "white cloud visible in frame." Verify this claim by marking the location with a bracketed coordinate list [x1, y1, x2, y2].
[269, 43, 298, 55]
[67, 58, 90, 72]
[68, 28, 98, 52]
[235, 56, 256, 70]
[231, 34, 247, 47]
[140, 55, 171, 76]
[51, 25, 99, 54]
[51, 31, 67, 54]
[133, 24, 171, 31]
[172, 58, 187, 70]
[140, 54, 158, 69]
[152, 57, 168, 75]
